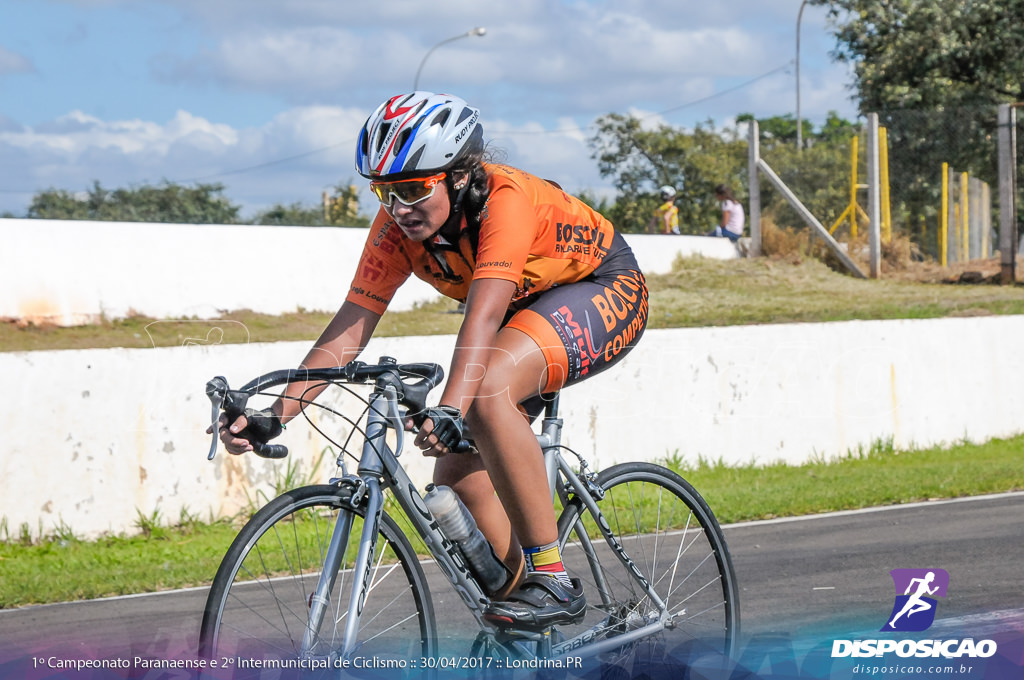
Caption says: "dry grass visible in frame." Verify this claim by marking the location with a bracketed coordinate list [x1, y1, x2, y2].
[760, 218, 1022, 284]
[6, 232, 1024, 352]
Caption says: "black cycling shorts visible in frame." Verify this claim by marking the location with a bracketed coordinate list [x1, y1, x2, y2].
[503, 233, 649, 393]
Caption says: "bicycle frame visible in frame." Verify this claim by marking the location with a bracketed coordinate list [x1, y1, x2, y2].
[207, 360, 674, 662]
[309, 379, 668, 661]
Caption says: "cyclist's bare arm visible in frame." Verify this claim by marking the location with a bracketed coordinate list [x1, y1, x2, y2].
[212, 302, 381, 454]
[280, 301, 382, 420]
[413, 278, 513, 456]
[440, 278, 515, 410]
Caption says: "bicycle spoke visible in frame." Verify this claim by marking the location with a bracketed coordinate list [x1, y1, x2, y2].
[200, 488, 435, 673]
[557, 463, 739, 667]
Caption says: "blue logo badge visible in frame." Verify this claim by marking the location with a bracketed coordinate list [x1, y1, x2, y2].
[881, 568, 949, 632]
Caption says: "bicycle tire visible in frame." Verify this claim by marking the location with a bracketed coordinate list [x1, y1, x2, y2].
[555, 462, 739, 672]
[199, 484, 436, 671]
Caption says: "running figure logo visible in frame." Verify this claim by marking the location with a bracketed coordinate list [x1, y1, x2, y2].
[882, 568, 950, 632]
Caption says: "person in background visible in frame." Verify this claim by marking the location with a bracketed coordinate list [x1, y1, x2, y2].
[649, 185, 680, 235]
[709, 184, 744, 242]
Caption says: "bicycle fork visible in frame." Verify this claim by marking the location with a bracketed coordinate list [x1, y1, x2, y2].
[300, 392, 394, 659]
[298, 478, 384, 659]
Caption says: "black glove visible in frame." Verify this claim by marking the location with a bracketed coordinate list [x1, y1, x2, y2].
[241, 407, 284, 445]
[416, 405, 464, 451]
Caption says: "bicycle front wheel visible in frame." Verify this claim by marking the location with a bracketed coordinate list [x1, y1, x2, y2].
[200, 484, 436, 670]
[556, 462, 739, 671]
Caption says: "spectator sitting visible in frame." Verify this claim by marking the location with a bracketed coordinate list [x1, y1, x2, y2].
[708, 184, 744, 242]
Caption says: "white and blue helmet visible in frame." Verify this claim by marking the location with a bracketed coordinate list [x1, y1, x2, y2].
[356, 92, 483, 179]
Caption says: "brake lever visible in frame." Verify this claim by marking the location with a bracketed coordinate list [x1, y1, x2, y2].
[205, 376, 229, 460]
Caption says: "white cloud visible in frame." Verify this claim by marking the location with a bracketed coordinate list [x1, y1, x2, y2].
[3, 110, 238, 157]
[0, 0, 858, 217]
[0, 105, 376, 216]
[0, 46, 34, 75]
[143, 1, 799, 119]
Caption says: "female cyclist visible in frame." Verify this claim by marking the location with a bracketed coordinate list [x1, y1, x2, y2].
[214, 92, 649, 629]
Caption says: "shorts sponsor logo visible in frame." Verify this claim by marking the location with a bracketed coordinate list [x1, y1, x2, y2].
[550, 305, 592, 382]
[589, 271, 648, 362]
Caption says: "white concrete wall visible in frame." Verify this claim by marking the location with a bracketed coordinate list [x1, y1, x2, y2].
[1, 315, 1021, 540]
[0, 218, 737, 325]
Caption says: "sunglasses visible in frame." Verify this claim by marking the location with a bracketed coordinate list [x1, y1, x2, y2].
[368, 173, 446, 207]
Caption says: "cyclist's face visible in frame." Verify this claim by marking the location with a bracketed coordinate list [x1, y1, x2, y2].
[384, 177, 452, 242]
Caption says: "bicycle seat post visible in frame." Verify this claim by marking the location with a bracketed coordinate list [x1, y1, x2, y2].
[537, 393, 563, 498]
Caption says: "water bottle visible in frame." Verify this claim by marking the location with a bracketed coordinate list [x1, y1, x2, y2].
[423, 484, 508, 594]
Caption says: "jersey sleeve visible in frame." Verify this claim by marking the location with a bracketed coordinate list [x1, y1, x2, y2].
[472, 180, 539, 283]
[344, 211, 413, 315]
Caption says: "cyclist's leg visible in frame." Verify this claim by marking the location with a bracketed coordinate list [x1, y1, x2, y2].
[479, 263, 650, 549]
[432, 450, 523, 571]
[470, 258, 649, 627]
[466, 327, 588, 626]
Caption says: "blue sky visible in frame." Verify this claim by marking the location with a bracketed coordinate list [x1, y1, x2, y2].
[0, 0, 857, 218]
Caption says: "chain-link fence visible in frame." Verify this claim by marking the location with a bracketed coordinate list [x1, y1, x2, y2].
[755, 105, 1023, 270]
[881, 105, 1005, 263]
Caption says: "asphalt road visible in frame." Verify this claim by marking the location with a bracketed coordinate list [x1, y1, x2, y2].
[2, 492, 1021, 665]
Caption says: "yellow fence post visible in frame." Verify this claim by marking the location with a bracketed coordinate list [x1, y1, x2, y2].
[850, 135, 859, 238]
[880, 126, 892, 242]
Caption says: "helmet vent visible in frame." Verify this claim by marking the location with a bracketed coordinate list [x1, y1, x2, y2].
[430, 109, 451, 127]
[375, 122, 392, 153]
[394, 129, 413, 157]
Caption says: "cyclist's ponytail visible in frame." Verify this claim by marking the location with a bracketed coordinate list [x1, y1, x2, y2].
[459, 151, 490, 235]
[436, 147, 491, 250]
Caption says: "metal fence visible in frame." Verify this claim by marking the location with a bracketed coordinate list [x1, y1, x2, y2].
[753, 104, 1023, 273]
[879, 105, 1010, 263]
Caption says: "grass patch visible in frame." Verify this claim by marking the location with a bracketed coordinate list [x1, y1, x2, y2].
[668, 435, 1024, 524]
[646, 256, 1024, 329]
[2, 434, 1021, 609]
[6, 257, 1024, 352]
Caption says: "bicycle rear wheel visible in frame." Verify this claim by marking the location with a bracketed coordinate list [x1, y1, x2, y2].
[199, 484, 436, 672]
[555, 462, 739, 673]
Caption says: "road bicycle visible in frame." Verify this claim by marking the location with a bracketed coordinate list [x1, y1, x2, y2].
[198, 357, 739, 676]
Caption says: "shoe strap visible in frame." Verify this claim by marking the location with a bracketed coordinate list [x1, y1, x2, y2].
[505, 573, 575, 605]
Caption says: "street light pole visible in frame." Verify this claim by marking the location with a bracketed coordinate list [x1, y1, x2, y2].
[413, 27, 487, 91]
[796, 0, 808, 152]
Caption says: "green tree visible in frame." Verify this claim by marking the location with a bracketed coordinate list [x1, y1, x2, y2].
[25, 188, 90, 220]
[251, 181, 370, 227]
[588, 114, 748, 233]
[325, 181, 370, 227]
[251, 202, 327, 226]
[588, 113, 859, 236]
[736, 113, 811, 147]
[811, 0, 1024, 251]
[27, 181, 241, 223]
[811, 0, 1024, 111]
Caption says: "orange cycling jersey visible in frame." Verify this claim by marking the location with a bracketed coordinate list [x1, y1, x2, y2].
[346, 164, 617, 314]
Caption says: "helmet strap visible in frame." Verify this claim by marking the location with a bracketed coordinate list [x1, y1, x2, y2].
[436, 175, 470, 244]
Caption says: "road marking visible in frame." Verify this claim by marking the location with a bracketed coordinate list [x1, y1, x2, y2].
[4, 491, 1021, 613]
[722, 490, 1024, 530]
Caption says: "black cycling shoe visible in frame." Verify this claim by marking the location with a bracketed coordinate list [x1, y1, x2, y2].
[483, 573, 586, 630]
